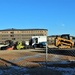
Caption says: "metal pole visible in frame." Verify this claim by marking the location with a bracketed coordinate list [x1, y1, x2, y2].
[45, 30, 48, 75]
[46, 31, 48, 63]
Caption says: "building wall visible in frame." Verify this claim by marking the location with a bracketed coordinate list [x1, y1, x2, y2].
[0, 29, 47, 43]
[47, 35, 75, 45]
[47, 36, 55, 45]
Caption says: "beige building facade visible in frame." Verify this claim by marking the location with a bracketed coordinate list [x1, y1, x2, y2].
[0, 28, 48, 43]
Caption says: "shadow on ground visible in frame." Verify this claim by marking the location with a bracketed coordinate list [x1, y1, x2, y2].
[48, 48, 75, 57]
[32, 48, 75, 57]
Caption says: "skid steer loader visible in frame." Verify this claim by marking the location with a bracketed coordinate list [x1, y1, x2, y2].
[55, 34, 74, 48]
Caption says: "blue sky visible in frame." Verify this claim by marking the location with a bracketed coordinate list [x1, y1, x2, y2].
[0, 0, 75, 36]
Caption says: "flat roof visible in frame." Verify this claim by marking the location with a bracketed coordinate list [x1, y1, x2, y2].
[0, 28, 48, 31]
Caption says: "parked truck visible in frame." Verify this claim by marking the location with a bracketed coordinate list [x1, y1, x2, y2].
[30, 36, 47, 48]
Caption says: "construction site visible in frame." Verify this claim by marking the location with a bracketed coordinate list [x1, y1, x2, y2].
[0, 48, 75, 75]
[0, 29, 75, 75]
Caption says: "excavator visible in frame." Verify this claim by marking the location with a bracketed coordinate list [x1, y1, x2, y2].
[55, 34, 74, 48]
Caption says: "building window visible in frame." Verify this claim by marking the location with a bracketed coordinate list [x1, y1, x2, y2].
[10, 32, 14, 34]
[72, 37, 75, 39]
[2, 35, 8, 37]
[2, 38, 8, 40]
[12, 38, 15, 40]
[10, 35, 14, 37]
[2, 32, 8, 33]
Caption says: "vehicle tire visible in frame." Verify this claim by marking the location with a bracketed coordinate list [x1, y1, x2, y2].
[33, 45, 36, 48]
[40, 44, 43, 48]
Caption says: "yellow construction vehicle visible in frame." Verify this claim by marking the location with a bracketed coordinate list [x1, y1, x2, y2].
[55, 34, 74, 48]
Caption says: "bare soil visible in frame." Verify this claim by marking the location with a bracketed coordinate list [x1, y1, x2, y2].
[0, 49, 75, 75]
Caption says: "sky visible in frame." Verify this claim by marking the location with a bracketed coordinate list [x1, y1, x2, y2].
[0, 0, 75, 36]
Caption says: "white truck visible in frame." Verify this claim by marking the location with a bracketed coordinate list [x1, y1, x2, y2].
[31, 36, 47, 48]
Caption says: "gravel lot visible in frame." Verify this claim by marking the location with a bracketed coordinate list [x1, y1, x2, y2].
[0, 48, 75, 75]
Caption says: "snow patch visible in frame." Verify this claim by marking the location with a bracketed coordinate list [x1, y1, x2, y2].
[0, 66, 29, 75]
[48, 67, 75, 75]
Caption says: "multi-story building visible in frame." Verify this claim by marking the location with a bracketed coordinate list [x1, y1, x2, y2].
[0, 28, 48, 43]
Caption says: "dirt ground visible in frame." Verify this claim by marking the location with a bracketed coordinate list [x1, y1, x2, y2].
[0, 48, 75, 75]
[0, 49, 75, 67]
